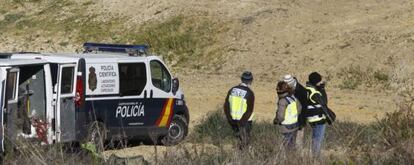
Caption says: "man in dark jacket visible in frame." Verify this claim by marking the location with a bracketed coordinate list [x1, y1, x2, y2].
[224, 71, 255, 149]
[304, 72, 332, 157]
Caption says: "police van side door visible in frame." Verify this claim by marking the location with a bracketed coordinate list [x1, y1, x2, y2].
[55, 64, 77, 142]
[0, 67, 19, 153]
[0, 68, 5, 153]
[2, 68, 19, 148]
[148, 59, 174, 128]
[113, 62, 148, 129]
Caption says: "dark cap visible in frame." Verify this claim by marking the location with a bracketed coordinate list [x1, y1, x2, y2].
[241, 71, 253, 82]
[308, 72, 322, 85]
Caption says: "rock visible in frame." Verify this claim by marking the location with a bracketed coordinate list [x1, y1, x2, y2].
[106, 154, 149, 165]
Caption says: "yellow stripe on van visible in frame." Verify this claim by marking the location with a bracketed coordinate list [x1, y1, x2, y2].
[159, 98, 174, 127]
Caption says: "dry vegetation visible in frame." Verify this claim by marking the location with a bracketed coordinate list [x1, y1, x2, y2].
[4, 92, 414, 164]
[1, 0, 414, 164]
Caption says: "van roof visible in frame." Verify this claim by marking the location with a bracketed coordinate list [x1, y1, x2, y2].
[0, 59, 47, 66]
[10, 53, 162, 63]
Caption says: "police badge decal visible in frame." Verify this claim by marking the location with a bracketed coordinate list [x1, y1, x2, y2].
[88, 66, 97, 91]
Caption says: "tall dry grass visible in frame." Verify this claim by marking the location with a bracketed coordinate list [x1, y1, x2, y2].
[159, 87, 414, 165]
[3, 88, 414, 164]
[3, 100, 413, 164]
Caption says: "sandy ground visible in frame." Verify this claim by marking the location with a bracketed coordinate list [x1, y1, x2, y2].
[179, 73, 397, 126]
[1, 0, 413, 162]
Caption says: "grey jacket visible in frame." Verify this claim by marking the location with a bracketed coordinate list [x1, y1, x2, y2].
[275, 92, 302, 133]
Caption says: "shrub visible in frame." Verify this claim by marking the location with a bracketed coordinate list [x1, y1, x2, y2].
[373, 110, 414, 147]
[130, 16, 219, 67]
[373, 71, 389, 82]
[0, 13, 25, 27]
[190, 110, 234, 145]
[337, 65, 390, 90]
[339, 79, 360, 90]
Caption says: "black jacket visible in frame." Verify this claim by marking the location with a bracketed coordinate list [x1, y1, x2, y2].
[293, 82, 308, 127]
[303, 82, 328, 125]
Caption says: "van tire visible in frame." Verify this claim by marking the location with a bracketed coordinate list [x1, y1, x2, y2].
[161, 115, 188, 145]
[86, 121, 107, 153]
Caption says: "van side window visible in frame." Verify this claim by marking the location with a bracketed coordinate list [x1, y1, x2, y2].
[6, 72, 17, 101]
[150, 60, 171, 92]
[60, 67, 74, 94]
[119, 63, 147, 96]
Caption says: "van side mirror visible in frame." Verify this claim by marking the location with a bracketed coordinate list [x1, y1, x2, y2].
[172, 78, 179, 95]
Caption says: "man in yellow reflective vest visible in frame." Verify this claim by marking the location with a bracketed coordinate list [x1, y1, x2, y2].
[304, 72, 334, 157]
[224, 71, 255, 149]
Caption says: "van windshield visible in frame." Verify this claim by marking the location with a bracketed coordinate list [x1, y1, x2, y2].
[150, 60, 171, 93]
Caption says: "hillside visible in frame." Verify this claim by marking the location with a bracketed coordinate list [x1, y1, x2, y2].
[1, 0, 414, 163]
[1, 0, 413, 123]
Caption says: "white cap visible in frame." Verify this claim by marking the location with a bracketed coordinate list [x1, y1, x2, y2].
[283, 74, 297, 88]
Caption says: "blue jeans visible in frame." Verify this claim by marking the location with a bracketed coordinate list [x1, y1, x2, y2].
[311, 123, 326, 156]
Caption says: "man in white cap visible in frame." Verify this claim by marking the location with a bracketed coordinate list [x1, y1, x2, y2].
[282, 74, 308, 149]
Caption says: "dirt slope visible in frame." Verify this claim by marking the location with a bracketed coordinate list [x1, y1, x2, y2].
[1, 0, 414, 162]
[0, 0, 414, 133]
[84, 0, 413, 120]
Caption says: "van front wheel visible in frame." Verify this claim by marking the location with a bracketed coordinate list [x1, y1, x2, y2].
[161, 115, 188, 145]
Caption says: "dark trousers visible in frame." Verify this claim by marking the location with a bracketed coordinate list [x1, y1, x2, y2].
[282, 130, 298, 150]
[230, 121, 252, 149]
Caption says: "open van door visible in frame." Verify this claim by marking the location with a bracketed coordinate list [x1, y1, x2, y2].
[0, 68, 5, 154]
[55, 64, 76, 142]
[2, 68, 19, 151]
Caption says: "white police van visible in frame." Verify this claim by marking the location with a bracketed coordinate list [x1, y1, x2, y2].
[0, 43, 189, 152]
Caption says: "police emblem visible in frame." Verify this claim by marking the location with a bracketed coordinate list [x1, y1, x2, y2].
[88, 67, 97, 91]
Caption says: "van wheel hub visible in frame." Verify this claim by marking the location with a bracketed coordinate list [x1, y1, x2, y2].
[169, 123, 181, 139]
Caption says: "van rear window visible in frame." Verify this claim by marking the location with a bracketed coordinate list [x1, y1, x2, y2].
[119, 63, 147, 96]
[61, 67, 74, 94]
[6, 72, 17, 101]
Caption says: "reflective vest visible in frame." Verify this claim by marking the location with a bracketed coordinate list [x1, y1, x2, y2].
[306, 86, 326, 123]
[281, 96, 298, 125]
[229, 87, 253, 121]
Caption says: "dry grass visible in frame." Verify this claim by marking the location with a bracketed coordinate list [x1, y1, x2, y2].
[2, 86, 413, 164]
[158, 86, 414, 165]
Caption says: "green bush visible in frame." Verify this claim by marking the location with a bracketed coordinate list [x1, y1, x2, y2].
[337, 65, 390, 90]
[0, 13, 24, 27]
[131, 16, 218, 67]
[339, 79, 360, 90]
[373, 71, 389, 83]
[190, 110, 234, 145]
[373, 110, 414, 146]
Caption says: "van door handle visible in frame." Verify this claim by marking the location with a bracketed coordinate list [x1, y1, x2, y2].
[144, 90, 147, 98]
[150, 90, 153, 98]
